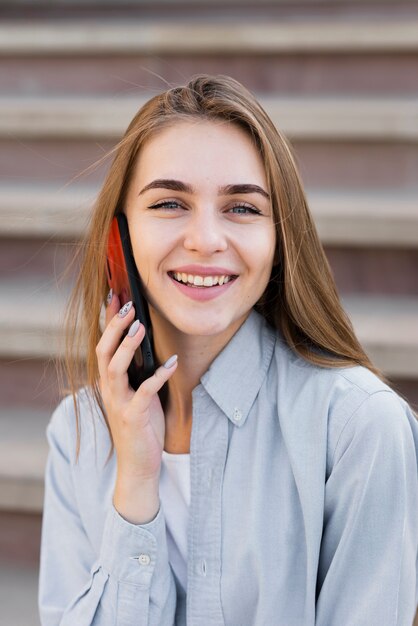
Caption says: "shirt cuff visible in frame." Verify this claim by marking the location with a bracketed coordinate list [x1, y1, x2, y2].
[100, 503, 170, 588]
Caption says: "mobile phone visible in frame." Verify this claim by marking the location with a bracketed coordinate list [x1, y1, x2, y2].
[106, 213, 155, 390]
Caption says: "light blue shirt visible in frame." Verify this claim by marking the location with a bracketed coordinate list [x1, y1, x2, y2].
[39, 309, 418, 625]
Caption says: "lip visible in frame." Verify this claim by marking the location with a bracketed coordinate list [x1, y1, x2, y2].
[169, 264, 238, 277]
[168, 273, 238, 301]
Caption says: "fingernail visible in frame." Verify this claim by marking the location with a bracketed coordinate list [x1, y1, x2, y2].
[118, 301, 132, 317]
[106, 289, 113, 305]
[128, 320, 140, 337]
[163, 354, 178, 369]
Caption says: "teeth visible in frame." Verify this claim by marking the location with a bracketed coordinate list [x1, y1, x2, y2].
[172, 272, 234, 287]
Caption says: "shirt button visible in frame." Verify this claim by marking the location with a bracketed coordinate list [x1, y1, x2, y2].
[232, 408, 242, 422]
[195, 560, 207, 575]
[138, 554, 151, 566]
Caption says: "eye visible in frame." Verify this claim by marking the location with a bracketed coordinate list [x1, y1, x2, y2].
[228, 203, 262, 215]
[148, 200, 185, 210]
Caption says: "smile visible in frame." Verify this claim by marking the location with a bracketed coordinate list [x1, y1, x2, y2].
[169, 271, 238, 287]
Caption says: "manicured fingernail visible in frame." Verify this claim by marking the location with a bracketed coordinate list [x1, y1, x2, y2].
[128, 319, 140, 337]
[118, 301, 132, 317]
[106, 289, 113, 305]
[163, 354, 178, 369]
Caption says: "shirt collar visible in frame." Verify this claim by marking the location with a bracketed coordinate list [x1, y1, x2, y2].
[198, 309, 276, 428]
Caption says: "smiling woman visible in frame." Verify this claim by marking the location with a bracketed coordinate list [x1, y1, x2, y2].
[39, 75, 418, 626]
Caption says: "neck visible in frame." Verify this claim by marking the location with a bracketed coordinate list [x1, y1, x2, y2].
[149, 307, 247, 426]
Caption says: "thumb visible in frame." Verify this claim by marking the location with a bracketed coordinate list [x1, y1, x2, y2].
[130, 355, 178, 413]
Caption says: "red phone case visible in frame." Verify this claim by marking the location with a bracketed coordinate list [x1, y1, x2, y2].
[106, 215, 155, 389]
[106, 217, 131, 305]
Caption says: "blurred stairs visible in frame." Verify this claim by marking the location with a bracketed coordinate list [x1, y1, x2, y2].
[0, 1, 417, 624]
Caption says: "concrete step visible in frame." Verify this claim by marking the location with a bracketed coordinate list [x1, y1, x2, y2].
[2, 18, 418, 56]
[0, 184, 93, 239]
[0, 278, 71, 359]
[325, 247, 418, 297]
[309, 190, 418, 248]
[2, 0, 416, 6]
[0, 279, 417, 376]
[342, 295, 418, 379]
[2, 184, 418, 247]
[0, 563, 40, 626]
[2, 95, 418, 141]
[0, 408, 49, 513]
[4, 48, 418, 98]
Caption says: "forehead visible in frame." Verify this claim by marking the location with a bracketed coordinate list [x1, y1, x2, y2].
[132, 120, 267, 189]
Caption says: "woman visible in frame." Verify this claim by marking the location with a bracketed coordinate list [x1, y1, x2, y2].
[39, 74, 418, 625]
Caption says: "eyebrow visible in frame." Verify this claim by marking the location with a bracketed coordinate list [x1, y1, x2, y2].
[138, 178, 270, 200]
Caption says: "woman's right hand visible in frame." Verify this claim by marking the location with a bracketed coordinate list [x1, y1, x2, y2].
[96, 292, 178, 523]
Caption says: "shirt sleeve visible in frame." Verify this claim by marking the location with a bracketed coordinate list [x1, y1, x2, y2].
[315, 390, 418, 626]
[38, 398, 177, 626]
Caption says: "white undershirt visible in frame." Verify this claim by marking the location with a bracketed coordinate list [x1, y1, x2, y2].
[159, 450, 191, 594]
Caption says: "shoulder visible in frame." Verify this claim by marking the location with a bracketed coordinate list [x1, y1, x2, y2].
[329, 369, 417, 455]
[268, 325, 390, 411]
[326, 365, 415, 449]
[269, 324, 405, 418]
[326, 369, 418, 482]
[47, 387, 111, 466]
[267, 332, 418, 474]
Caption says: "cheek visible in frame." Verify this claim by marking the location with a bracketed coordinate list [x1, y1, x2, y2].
[134, 220, 178, 253]
[131, 230, 175, 291]
[246, 230, 276, 273]
[129, 234, 153, 285]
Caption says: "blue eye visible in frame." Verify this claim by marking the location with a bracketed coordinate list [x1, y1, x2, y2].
[148, 201, 182, 210]
[229, 204, 262, 215]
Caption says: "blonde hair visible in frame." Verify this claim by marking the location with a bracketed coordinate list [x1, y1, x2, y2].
[60, 74, 387, 457]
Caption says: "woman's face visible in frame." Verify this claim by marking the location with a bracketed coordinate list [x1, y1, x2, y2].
[124, 120, 276, 338]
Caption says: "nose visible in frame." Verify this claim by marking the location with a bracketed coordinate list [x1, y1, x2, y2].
[183, 208, 228, 255]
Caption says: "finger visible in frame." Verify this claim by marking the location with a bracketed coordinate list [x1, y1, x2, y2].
[130, 355, 178, 414]
[96, 301, 136, 385]
[107, 319, 146, 397]
[105, 289, 120, 327]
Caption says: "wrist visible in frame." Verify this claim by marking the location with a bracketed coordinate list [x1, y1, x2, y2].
[114, 475, 160, 525]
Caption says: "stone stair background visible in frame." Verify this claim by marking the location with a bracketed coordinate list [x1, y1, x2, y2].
[0, 1, 417, 624]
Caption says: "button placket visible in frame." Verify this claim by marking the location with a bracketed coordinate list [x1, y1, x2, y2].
[188, 390, 228, 624]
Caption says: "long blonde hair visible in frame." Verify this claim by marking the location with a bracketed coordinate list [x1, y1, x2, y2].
[60, 74, 387, 456]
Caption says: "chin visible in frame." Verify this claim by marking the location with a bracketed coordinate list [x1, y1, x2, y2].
[168, 306, 242, 335]
[175, 317, 231, 337]
[149, 301, 249, 339]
